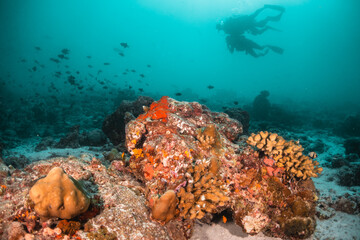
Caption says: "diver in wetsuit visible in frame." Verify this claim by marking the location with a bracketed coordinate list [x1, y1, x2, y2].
[216, 4, 285, 36]
[217, 4, 285, 57]
[226, 34, 283, 58]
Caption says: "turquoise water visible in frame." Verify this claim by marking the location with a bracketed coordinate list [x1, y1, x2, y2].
[0, 0, 359, 135]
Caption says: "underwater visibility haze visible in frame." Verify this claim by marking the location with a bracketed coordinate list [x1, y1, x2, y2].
[0, 0, 360, 239]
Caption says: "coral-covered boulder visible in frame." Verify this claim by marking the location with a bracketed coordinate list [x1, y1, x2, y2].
[125, 96, 320, 239]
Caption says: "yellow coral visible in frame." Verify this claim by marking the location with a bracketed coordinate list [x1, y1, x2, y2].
[29, 167, 90, 219]
[247, 131, 323, 180]
[132, 148, 144, 158]
[151, 190, 178, 223]
[177, 159, 229, 220]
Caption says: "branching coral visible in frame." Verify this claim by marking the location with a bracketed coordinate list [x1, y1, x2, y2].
[196, 124, 222, 150]
[177, 159, 229, 219]
[247, 131, 323, 180]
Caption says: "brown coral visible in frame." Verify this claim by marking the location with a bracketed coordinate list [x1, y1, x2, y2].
[196, 124, 222, 150]
[151, 190, 178, 223]
[247, 131, 323, 180]
[29, 167, 90, 219]
[177, 159, 229, 220]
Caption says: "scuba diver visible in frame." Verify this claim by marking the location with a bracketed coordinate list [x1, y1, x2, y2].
[217, 4, 285, 57]
[226, 34, 283, 58]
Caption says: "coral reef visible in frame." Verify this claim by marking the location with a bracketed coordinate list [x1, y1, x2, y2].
[29, 167, 90, 219]
[247, 131, 323, 180]
[125, 97, 319, 239]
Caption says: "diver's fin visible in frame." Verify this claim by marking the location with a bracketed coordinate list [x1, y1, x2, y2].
[267, 26, 282, 32]
[264, 4, 285, 12]
[266, 45, 284, 54]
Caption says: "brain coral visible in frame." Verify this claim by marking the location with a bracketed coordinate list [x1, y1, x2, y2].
[29, 167, 90, 219]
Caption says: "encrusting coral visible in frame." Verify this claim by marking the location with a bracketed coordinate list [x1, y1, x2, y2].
[151, 190, 178, 223]
[177, 158, 229, 220]
[247, 131, 323, 180]
[29, 167, 90, 219]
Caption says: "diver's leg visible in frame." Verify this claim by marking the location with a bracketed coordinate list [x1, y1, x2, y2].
[265, 45, 284, 54]
[264, 4, 285, 12]
[246, 48, 259, 58]
[249, 6, 267, 19]
[256, 11, 284, 27]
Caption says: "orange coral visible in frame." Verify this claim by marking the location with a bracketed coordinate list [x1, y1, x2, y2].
[143, 164, 154, 180]
[138, 96, 170, 122]
[57, 220, 81, 236]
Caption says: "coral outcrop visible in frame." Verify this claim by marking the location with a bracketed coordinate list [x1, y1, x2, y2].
[125, 96, 321, 239]
[247, 131, 323, 180]
[29, 167, 90, 219]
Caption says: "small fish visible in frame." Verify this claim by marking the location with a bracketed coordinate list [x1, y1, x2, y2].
[68, 75, 76, 85]
[140, 74, 145, 78]
[104, 62, 110, 65]
[129, 85, 132, 89]
[207, 85, 214, 90]
[88, 65, 93, 68]
[86, 56, 92, 59]
[199, 98, 207, 103]
[175, 92, 182, 96]
[32, 66, 37, 72]
[20, 58, 27, 63]
[76, 71, 80, 74]
[50, 58, 60, 63]
[234, 101, 238, 105]
[223, 216, 227, 223]
[65, 71, 71, 74]
[122, 72, 127, 75]
[131, 69, 136, 73]
[118, 52, 124, 57]
[138, 88, 144, 92]
[58, 54, 66, 59]
[61, 48, 70, 55]
[309, 152, 317, 159]
[120, 42, 129, 48]
[103, 86, 108, 89]
[147, 64, 151, 68]
[34, 46, 41, 51]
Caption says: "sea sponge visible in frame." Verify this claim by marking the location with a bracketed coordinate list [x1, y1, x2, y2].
[177, 159, 229, 219]
[29, 167, 90, 219]
[151, 190, 178, 223]
[247, 131, 323, 180]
